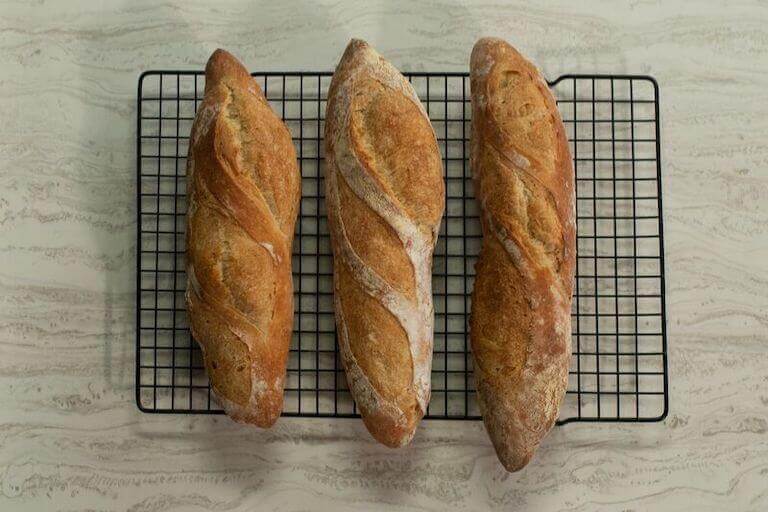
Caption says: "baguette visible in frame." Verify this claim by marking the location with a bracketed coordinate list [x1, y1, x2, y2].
[469, 38, 576, 471]
[324, 39, 445, 447]
[185, 49, 300, 427]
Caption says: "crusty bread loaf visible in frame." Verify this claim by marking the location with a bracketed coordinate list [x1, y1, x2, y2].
[185, 49, 300, 427]
[324, 39, 445, 447]
[469, 38, 576, 471]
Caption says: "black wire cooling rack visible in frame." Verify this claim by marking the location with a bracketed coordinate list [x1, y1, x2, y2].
[136, 71, 668, 424]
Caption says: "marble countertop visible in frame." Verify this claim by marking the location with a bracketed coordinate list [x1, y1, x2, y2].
[2, 1, 767, 510]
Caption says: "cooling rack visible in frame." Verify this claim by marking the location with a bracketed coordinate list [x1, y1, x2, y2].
[136, 71, 668, 424]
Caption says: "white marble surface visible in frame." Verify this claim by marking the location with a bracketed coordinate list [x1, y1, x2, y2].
[1, 1, 767, 510]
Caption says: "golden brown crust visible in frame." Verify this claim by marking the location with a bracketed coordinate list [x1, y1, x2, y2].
[349, 77, 444, 228]
[325, 39, 445, 447]
[185, 49, 300, 427]
[469, 37, 575, 471]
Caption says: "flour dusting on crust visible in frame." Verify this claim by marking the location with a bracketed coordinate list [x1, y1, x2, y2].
[325, 41, 441, 436]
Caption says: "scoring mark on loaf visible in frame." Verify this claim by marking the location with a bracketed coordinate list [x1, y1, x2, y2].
[335, 304, 411, 440]
[342, 45, 431, 121]
[190, 103, 220, 146]
[258, 242, 280, 264]
[326, 164, 432, 419]
[509, 150, 531, 170]
[187, 264, 202, 298]
[483, 208, 531, 280]
[479, 133, 569, 287]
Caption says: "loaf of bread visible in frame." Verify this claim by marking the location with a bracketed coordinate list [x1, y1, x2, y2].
[324, 39, 445, 447]
[185, 49, 300, 427]
[469, 38, 576, 471]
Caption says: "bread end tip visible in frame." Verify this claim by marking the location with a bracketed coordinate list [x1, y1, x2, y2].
[342, 38, 373, 60]
[206, 48, 234, 68]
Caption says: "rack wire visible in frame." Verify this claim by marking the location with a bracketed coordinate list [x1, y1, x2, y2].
[136, 71, 668, 424]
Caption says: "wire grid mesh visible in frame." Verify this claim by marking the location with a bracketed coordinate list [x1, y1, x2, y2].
[136, 71, 668, 423]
